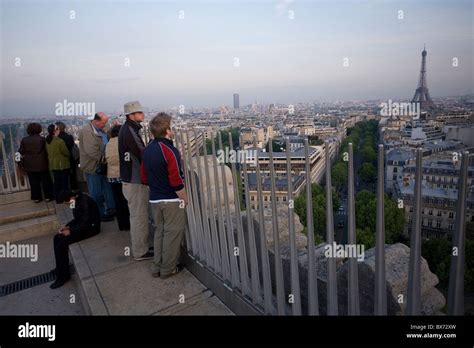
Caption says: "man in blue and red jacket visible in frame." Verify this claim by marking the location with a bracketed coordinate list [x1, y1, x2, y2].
[141, 112, 187, 279]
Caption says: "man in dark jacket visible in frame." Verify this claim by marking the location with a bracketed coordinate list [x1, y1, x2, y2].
[55, 121, 78, 190]
[50, 190, 101, 289]
[118, 101, 153, 261]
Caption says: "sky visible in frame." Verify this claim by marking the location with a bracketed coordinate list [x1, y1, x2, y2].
[1, 0, 473, 117]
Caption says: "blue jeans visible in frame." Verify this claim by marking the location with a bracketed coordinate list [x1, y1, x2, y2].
[85, 173, 115, 217]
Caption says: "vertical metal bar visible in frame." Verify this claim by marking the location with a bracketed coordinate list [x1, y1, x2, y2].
[0, 131, 13, 193]
[374, 144, 387, 315]
[253, 136, 274, 314]
[325, 141, 338, 315]
[193, 129, 214, 268]
[242, 150, 263, 305]
[228, 132, 251, 296]
[285, 137, 302, 315]
[9, 126, 19, 190]
[176, 128, 195, 254]
[202, 133, 222, 274]
[185, 129, 206, 262]
[268, 136, 286, 315]
[407, 147, 423, 315]
[304, 139, 319, 315]
[347, 143, 360, 315]
[218, 132, 241, 289]
[448, 151, 469, 315]
[211, 132, 231, 282]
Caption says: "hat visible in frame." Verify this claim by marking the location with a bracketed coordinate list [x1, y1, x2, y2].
[124, 101, 144, 115]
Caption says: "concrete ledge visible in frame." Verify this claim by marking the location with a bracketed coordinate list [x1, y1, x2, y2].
[155, 289, 234, 315]
[69, 243, 108, 315]
[0, 191, 31, 205]
[69, 222, 234, 316]
[0, 215, 60, 244]
[182, 251, 263, 316]
[0, 201, 56, 225]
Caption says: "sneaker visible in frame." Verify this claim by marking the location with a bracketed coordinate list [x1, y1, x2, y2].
[152, 271, 160, 278]
[160, 264, 184, 279]
[133, 251, 154, 261]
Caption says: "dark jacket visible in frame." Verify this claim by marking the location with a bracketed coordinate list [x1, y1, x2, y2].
[58, 131, 74, 153]
[118, 118, 145, 184]
[141, 138, 185, 201]
[66, 192, 101, 237]
[59, 130, 79, 164]
[18, 134, 49, 172]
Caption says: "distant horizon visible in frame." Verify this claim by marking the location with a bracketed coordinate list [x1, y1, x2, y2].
[0, 92, 470, 120]
[1, 0, 473, 117]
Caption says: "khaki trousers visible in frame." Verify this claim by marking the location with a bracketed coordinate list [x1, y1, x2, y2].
[150, 201, 186, 276]
[122, 182, 150, 258]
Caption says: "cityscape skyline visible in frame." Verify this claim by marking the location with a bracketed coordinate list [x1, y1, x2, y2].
[1, 0, 473, 117]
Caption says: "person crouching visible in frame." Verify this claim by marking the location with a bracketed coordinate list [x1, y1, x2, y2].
[50, 190, 101, 289]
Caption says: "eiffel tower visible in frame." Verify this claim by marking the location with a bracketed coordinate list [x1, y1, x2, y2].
[412, 46, 435, 109]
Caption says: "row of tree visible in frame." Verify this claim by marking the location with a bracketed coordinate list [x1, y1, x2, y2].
[294, 120, 406, 245]
[330, 119, 380, 191]
[294, 186, 406, 245]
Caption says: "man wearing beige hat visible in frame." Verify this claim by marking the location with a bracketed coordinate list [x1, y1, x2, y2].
[118, 101, 153, 260]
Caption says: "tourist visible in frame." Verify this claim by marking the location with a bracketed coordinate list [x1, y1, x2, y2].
[78, 112, 115, 221]
[45, 124, 71, 203]
[50, 190, 101, 289]
[105, 125, 130, 231]
[18, 123, 53, 203]
[55, 121, 79, 190]
[118, 101, 153, 260]
[141, 113, 187, 278]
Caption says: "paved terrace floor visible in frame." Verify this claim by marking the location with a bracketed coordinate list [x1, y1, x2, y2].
[0, 201, 234, 316]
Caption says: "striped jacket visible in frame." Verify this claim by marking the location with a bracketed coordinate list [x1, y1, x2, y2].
[141, 138, 185, 201]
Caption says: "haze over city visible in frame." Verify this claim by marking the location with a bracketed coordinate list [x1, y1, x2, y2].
[1, 0, 473, 117]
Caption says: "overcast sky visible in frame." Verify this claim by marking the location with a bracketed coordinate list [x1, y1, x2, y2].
[1, 0, 473, 117]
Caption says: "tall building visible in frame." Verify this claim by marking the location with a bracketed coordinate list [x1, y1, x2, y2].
[412, 46, 435, 109]
[233, 93, 240, 109]
[395, 154, 474, 240]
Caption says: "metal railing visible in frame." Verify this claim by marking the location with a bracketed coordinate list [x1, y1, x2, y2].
[175, 129, 469, 315]
[0, 127, 30, 194]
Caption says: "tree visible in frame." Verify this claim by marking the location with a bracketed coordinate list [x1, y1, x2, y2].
[422, 237, 474, 295]
[354, 190, 406, 245]
[204, 127, 240, 154]
[331, 161, 348, 191]
[358, 162, 376, 183]
[422, 238, 451, 289]
[361, 144, 377, 164]
[294, 183, 341, 242]
[357, 227, 375, 249]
